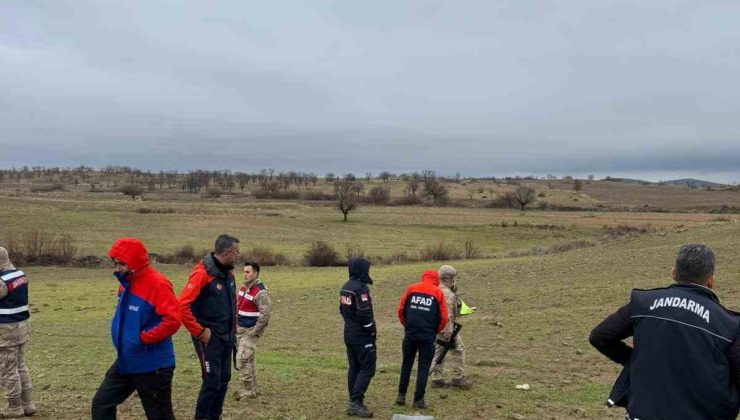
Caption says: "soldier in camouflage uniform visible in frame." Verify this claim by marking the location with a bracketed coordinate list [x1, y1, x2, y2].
[235, 262, 272, 400]
[430, 265, 473, 389]
[0, 247, 36, 418]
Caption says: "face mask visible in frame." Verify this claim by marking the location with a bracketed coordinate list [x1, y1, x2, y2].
[114, 271, 131, 283]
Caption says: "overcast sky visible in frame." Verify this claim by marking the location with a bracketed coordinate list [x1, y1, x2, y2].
[1, 1, 739, 182]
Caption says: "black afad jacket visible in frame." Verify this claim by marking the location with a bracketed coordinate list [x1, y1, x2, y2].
[340, 257, 376, 345]
[590, 283, 740, 420]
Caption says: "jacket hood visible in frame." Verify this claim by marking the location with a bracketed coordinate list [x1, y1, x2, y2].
[108, 238, 150, 272]
[348, 257, 372, 284]
[421, 269, 440, 286]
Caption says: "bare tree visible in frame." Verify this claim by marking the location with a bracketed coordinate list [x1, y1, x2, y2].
[424, 179, 448, 205]
[334, 179, 360, 221]
[406, 172, 421, 196]
[508, 186, 536, 211]
[379, 171, 392, 182]
[574, 179, 583, 191]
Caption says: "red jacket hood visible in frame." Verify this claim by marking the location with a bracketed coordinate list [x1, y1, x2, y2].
[108, 238, 150, 272]
[421, 269, 440, 286]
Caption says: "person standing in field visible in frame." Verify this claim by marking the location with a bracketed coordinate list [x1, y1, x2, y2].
[395, 269, 448, 409]
[590, 243, 740, 420]
[339, 257, 377, 418]
[0, 247, 36, 418]
[179, 234, 239, 420]
[91, 238, 181, 420]
[234, 261, 272, 400]
[430, 265, 473, 389]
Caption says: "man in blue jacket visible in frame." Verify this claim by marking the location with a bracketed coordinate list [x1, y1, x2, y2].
[91, 238, 181, 420]
[590, 243, 740, 420]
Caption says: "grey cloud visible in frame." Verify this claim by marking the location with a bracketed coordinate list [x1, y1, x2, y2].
[1, 1, 739, 182]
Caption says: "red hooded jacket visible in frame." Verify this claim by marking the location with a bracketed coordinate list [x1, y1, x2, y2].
[397, 270, 448, 341]
[108, 238, 181, 373]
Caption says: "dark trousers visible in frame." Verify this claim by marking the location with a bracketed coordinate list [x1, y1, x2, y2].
[398, 338, 435, 402]
[346, 342, 376, 403]
[91, 362, 175, 420]
[192, 336, 233, 420]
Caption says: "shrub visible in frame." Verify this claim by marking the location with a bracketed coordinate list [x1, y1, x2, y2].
[155, 244, 208, 264]
[243, 246, 289, 266]
[368, 185, 391, 205]
[464, 241, 482, 259]
[120, 184, 144, 200]
[3, 230, 77, 266]
[137, 208, 176, 214]
[29, 183, 65, 193]
[252, 190, 301, 200]
[303, 241, 340, 267]
[603, 224, 655, 240]
[418, 241, 461, 262]
[507, 240, 595, 257]
[373, 251, 417, 265]
[301, 191, 336, 201]
[394, 194, 423, 206]
[205, 186, 223, 198]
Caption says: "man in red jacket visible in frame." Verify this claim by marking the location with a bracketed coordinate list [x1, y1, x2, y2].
[92, 238, 181, 420]
[395, 270, 448, 409]
[179, 234, 239, 420]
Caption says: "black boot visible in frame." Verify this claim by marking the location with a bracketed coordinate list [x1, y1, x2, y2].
[347, 400, 373, 418]
[412, 399, 427, 409]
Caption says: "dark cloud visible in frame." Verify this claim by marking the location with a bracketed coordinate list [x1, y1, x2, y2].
[1, 1, 739, 182]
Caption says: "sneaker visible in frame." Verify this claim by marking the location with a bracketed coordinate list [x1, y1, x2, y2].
[412, 399, 427, 409]
[395, 394, 406, 406]
[450, 377, 473, 389]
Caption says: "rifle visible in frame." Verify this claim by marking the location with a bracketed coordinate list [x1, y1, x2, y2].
[434, 322, 462, 367]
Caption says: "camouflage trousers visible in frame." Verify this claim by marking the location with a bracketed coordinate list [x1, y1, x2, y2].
[430, 334, 465, 381]
[0, 343, 32, 400]
[236, 327, 259, 393]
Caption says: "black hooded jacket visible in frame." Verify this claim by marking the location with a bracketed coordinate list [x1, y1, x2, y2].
[340, 257, 376, 345]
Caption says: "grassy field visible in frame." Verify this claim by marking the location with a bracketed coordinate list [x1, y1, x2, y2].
[2, 186, 740, 419]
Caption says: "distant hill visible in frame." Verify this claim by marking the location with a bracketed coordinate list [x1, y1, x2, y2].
[662, 178, 726, 188]
[601, 177, 650, 185]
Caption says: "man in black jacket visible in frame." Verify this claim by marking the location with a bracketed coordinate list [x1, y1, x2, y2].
[339, 257, 376, 418]
[179, 235, 239, 420]
[590, 243, 740, 420]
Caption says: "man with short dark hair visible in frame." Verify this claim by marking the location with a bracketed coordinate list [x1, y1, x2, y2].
[179, 234, 239, 420]
[590, 243, 740, 420]
[92, 238, 181, 420]
[234, 262, 272, 400]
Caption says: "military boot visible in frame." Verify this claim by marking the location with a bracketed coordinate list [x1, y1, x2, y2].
[21, 390, 37, 416]
[411, 399, 427, 409]
[0, 398, 24, 418]
[430, 378, 448, 388]
[234, 382, 257, 401]
[450, 377, 473, 389]
[346, 400, 373, 418]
